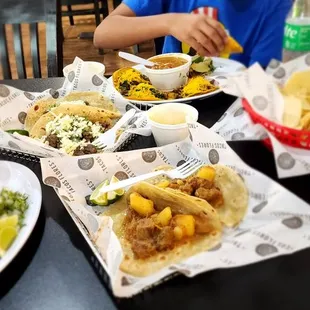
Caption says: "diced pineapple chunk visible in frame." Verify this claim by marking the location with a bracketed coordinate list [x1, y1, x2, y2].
[156, 180, 170, 189]
[155, 207, 172, 227]
[129, 192, 155, 216]
[173, 226, 184, 240]
[196, 166, 216, 182]
[173, 215, 195, 237]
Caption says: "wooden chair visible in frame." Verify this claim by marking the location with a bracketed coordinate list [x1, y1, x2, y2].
[61, 0, 109, 27]
[61, 0, 108, 55]
[0, 0, 63, 79]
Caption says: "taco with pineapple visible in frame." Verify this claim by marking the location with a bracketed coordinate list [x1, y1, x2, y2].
[29, 104, 121, 155]
[95, 181, 222, 277]
[25, 91, 118, 131]
[154, 164, 248, 228]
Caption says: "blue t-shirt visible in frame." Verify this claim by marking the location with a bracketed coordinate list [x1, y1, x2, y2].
[122, 0, 292, 67]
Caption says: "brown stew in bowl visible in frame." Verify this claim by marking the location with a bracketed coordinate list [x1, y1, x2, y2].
[149, 57, 188, 70]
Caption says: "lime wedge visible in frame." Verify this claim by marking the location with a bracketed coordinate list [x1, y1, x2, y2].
[0, 226, 18, 252]
[90, 176, 125, 207]
[191, 58, 214, 73]
[0, 215, 19, 230]
[107, 176, 125, 204]
[6, 129, 29, 136]
[90, 180, 109, 206]
[192, 55, 204, 64]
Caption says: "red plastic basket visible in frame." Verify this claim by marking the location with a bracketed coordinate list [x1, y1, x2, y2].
[242, 98, 310, 150]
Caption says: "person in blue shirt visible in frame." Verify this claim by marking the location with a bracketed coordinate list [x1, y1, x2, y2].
[94, 0, 292, 67]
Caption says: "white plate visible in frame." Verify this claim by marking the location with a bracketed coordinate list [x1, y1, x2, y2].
[0, 161, 42, 272]
[109, 57, 245, 104]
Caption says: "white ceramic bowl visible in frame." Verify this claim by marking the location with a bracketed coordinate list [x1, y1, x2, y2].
[147, 103, 199, 146]
[63, 61, 105, 77]
[0, 161, 42, 273]
[144, 53, 192, 91]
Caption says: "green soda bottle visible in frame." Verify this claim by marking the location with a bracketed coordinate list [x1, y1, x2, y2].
[283, 0, 310, 62]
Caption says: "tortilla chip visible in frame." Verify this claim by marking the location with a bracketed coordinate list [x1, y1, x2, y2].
[283, 70, 310, 97]
[221, 36, 243, 56]
[283, 95, 303, 128]
[29, 104, 121, 139]
[300, 112, 310, 130]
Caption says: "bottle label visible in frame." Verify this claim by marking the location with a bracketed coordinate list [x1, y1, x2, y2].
[284, 23, 310, 51]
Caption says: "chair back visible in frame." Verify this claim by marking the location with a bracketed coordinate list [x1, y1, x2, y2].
[0, 0, 62, 79]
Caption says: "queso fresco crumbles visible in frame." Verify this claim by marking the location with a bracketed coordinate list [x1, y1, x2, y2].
[42, 114, 106, 156]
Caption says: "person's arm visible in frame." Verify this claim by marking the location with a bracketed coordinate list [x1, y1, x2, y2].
[249, 0, 292, 67]
[94, 1, 228, 56]
[93, 3, 174, 49]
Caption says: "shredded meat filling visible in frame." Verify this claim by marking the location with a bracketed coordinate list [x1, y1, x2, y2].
[124, 209, 176, 259]
[168, 176, 224, 208]
[45, 134, 60, 149]
[82, 130, 94, 142]
[73, 144, 98, 156]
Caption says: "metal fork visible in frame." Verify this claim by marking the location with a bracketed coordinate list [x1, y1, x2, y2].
[93, 109, 136, 149]
[98, 158, 204, 195]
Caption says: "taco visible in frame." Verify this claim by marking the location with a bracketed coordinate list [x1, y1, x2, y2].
[220, 36, 243, 58]
[25, 98, 58, 131]
[62, 91, 118, 111]
[127, 83, 167, 101]
[25, 91, 118, 131]
[181, 76, 219, 98]
[96, 182, 221, 277]
[29, 104, 121, 155]
[154, 165, 248, 227]
[113, 68, 151, 96]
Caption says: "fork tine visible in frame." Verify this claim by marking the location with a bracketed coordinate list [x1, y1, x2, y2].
[93, 141, 107, 150]
[176, 159, 193, 171]
[182, 161, 204, 177]
[177, 158, 197, 173]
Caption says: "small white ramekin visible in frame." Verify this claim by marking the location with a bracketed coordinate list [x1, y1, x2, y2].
[144, 53, 192, 91]
[63, 61, 105, 77]
[147, 103, 199, 146]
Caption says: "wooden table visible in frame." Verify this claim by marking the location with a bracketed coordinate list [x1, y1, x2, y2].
[0, 78, 310, 310]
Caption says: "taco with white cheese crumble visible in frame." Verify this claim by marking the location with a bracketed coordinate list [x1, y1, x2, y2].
[25, 91, 118, 131]
[29, 104, 121, 155]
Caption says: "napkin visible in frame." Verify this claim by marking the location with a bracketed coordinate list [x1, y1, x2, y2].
[41, 122, 310, 297]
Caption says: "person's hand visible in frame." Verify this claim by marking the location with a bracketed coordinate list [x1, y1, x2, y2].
[168, 14, 228, 56]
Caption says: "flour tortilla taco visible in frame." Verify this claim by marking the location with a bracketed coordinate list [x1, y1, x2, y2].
[25, 91, 118, 131]
[154, 164, 248, 228]
[25, 98, 58, 131]
[96, 182, 222, 277]
[29, 104, 121, 155]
